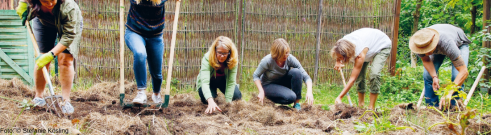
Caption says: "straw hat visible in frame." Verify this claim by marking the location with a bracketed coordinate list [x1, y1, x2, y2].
[409, 28, 440, 54]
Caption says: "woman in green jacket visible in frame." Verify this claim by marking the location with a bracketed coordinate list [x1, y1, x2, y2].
[16, 0, 83, 114]
[196, 36, 242, 114]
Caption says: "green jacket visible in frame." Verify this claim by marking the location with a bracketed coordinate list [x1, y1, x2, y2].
[23, 0, 83, 58]
[196, 52, 238, 102]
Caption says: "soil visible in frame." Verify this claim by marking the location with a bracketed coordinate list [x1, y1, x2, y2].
[0, 78, 490, 134]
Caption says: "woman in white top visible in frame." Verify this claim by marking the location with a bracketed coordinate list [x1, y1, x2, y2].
[331, 28, 392, 110]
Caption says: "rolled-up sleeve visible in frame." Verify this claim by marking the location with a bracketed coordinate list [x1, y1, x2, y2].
[59, 8, 82, 47]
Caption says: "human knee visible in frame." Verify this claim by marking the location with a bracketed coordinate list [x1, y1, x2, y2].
[134, 51, 147, 63]
[58, 55, 74, 68]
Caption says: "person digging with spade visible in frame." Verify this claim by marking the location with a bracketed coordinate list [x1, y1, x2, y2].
[196, 36, 242, 114]
[331, 28, 392, 110]
[409, 24, 470, 110]
[16, 0, 83, 114]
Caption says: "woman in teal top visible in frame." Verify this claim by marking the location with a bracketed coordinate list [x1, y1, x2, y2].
[196, 36, 242, 114]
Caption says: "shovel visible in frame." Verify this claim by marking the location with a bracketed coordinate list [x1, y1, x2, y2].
[26, 21, 64, 117]
[119, 0, 181, 108]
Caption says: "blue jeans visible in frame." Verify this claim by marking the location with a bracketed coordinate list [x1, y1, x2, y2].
[423, 44, 469, 107]
[124, 28, 164, 93]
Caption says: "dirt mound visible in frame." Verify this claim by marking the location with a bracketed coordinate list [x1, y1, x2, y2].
[0, 78, 490, 134]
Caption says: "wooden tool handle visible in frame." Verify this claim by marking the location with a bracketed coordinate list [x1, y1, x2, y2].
[164, 0, 181, 95]
[119, 0, 125, 94]
[339, 70, 353, 106]
[464, 66, 486, 106]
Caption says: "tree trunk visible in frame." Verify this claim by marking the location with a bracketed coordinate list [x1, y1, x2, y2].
[410, 0, 423, 68]
[484, 0, 491, 95]
[471, 3, 477, 34]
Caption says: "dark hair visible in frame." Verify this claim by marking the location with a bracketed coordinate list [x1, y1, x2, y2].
[27, 0, 64, 17]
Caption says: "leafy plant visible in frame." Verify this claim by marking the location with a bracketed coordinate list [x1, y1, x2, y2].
[428, 106, 477, 135]
[354, 110, 415, 134]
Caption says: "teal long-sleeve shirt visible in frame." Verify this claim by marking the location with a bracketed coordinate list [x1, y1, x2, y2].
[196, 52, 238, 102]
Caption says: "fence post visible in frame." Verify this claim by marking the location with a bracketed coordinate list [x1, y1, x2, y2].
[238, 0, 245, 84]
[390, 0, 401, 76]
[314, 0, 323, 84]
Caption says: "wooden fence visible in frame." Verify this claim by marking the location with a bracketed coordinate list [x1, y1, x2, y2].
[5, 0, 399, 89]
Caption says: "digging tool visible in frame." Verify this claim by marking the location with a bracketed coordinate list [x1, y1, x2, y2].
[119, 0, 181, 108]
[339, 70, 353, 106]
[464, 66, 486, 107]
[26, 21, 63, 117]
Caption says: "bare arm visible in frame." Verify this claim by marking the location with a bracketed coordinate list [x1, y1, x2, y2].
[50, 43, 68, 56]
[452, 56, 468, 86]
[337, 49, 366, 99]
[421, 55, 440, 91]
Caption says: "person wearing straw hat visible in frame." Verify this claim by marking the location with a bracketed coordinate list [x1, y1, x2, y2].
[16, 0, 83, 114]
[253, 38, 314, 111]
[331, 28, 392, 110]
[409, 24, 470, 109]
[196, 36, 242, 114]
[125, 0, 168, 104]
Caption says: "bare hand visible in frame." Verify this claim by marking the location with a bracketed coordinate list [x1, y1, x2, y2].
[205, 99, 222, 114]
[335, 97, 342, 104]
[305, 91, 314, 105]
[432, 77, 440, 91]
[334, 61, 345, 71]
[257, 91, 265, 105]
[439, 93, 453, 110]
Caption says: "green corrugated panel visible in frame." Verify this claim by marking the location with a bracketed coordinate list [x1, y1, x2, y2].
[0, 10, 34, 86]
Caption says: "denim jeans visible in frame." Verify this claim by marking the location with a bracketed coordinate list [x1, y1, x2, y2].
[263, 68, 303, 104]
[124, 28, 164, 93]
[423, 44, 469, 107]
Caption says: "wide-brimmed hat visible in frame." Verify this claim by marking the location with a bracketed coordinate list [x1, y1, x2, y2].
[409, 28, 440, 54]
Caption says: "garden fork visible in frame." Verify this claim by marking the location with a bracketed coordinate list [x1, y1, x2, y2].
[26, 21, 64, 117]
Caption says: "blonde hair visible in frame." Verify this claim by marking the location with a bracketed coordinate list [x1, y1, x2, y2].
[271, 38, 291, 61]
[134, 0, 162, 5]
[330, 39, 356, 63]
[208, 36, 238, 70]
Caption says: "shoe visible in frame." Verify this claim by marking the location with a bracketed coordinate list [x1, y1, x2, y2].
[60, 101, 74, 114]
[32, 97, 46, 107]
[132, 90, 147, 104]
[294, 103, 301, 111]
[152, 93, 162, 103]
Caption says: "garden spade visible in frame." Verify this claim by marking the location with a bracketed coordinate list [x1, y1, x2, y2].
[26, 21, 63, 117]
[339, 71, 353, 106]
[119, 0, 181, 108]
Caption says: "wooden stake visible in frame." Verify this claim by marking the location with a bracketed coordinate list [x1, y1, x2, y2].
[164, 0, 181, 96]
[339, 70, 353, 106]
[390, 0, 401, 76]
[313, 0, 323, 84]
[464, 66, 486, 106]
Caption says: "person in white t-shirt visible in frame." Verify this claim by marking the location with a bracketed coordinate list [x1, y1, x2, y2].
[331, 28, 392, 110]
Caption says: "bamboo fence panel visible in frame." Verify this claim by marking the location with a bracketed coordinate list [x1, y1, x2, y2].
[77, 0, 237, 90]
[5, 0, 397, 88]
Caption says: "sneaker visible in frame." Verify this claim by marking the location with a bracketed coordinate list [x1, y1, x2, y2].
[132, 90, 147, 104]
[294, 103, 301, 111]
[152, 93, 162, 103]
[60, 101, 74, 114]
[32, 97, 46, 107]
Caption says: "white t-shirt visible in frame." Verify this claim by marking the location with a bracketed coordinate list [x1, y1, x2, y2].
[341, 28, 392, 62]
